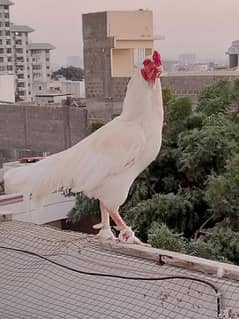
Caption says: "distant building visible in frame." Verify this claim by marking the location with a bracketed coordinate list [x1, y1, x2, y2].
[11, 24, 34, 101]
[0, 1, 55, 102]
[178, 53, 196, 66]
[0, 0, 13, 74]
[30, 43, 55, 83]
[83, 10, 157, 121]
[35, 92, 72, 105]
[48, 79, 83, 98]
[30, 43, 55, 99]
[226, 40, 239, 69]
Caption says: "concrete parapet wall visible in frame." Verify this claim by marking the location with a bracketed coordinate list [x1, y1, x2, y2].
[0, 105, 87, 166]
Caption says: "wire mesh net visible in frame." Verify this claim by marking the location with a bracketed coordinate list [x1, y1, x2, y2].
[0, 221, 239, 319]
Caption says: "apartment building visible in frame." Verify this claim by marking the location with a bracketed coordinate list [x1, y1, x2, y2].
[0, 0, 13, 74]
[0, 0, 55, 102]
[11, 24, 34, 101]
[30, 43, 55, 98]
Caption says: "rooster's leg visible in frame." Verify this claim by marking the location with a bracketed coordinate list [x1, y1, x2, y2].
[108, 209, 150, 246]
[93, 202, 110, 229]
[93, 202, 115, 240]
[109, 210, 127, 230]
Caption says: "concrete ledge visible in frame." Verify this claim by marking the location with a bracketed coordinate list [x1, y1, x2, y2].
[99, 240, 239, 281]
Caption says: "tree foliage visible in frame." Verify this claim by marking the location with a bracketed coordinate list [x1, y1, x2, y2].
[67, 80, 239, 265]
[52, 66, 84, 81]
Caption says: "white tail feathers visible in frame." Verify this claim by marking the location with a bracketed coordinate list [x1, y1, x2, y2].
[4, 151, 70, 205]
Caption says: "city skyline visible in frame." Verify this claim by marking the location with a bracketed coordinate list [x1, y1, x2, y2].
[10, 0, 239, 65]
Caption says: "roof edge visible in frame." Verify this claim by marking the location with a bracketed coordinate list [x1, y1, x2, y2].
[100, 240, 239, 281]
[0, 0, 14, 6]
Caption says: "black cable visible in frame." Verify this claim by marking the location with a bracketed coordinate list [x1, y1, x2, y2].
[0, 245, 222, 317]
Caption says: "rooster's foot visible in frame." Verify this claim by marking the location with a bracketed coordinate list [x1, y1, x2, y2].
[118, 227, 151, 247]
[93, 223, 104, 230]
[95, 227, 116, 241]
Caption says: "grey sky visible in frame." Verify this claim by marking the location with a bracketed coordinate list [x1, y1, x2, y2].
[10, 0, 239, 65]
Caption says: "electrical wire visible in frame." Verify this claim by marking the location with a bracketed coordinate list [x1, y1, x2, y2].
[0, 245, 222, 317]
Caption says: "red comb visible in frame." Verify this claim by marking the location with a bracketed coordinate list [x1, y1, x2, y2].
[141, 50, 162, 84]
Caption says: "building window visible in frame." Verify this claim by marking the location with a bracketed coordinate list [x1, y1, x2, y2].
[16, 56, 24, 62]
[6, 39, 11, 45]
[6, 48, 11, 54]
[17, 65, 25, 71]
[134, 48, 146, 66]
[0, 48, 4, 54]
[4, 5, 9, 10]
[16, 48, 23, 54]
[5, 22, 9, 27]
[5, 31, 10, 36]
[0, 39, 2, 45]
[7, 65, 12, 71]
[32, 65, 41, 70]
[4, 13, 9, 19]
[0, 57, 4, 63]
[33, 73, 41, 79]
[7, 57, 11, 62]
[18, 82, 25, 88]
[17, 74, 24, 79]
[15, 32, 22, 36]
[16, 39, 22, 45]
[32, 49, 41, 54]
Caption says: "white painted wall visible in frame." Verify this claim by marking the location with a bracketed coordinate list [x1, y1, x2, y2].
[0, 74, 15, 103]
[0, 192, 75, 224]
[107, 10, 153, 39]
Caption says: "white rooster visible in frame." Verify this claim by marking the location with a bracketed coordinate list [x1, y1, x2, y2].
[4, 51, 164, 244]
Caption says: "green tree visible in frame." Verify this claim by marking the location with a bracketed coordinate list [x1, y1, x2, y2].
[52, 66, 84, 81]
[148, 223, 186, 253]
[68, 193, 99, 224]
[124, 193, 199, 241]
[196, 80, 232, 116]
[206, 154, 239, 228]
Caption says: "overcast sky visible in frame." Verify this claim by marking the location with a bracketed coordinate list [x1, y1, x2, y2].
[10, 0, 239, 66]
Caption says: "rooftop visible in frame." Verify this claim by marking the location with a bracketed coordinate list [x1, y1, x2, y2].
[29, 43, 55, 50]
[0, 0, 14, 5]
[11, 24, 34, 33]
[36, 93, 72, 97]
[162, 69, 239, 77]
[0, 220, 238, 318]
